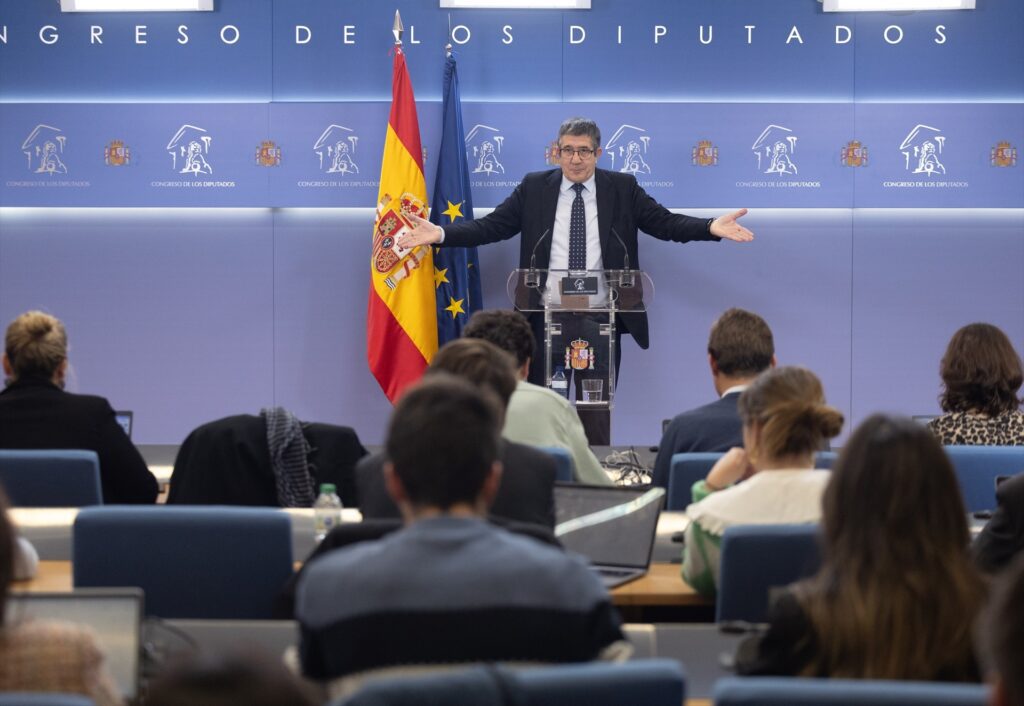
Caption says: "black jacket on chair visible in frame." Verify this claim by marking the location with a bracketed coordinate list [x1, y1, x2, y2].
[0, 376, 158, 504]
[974, 472, 1024, 573]
[168, 414, 366, 507]
[356, 441, 557, 529]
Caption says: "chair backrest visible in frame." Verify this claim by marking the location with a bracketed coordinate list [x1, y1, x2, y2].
[0, 450, 102, 507]
[716, 524, 821, 623]
[0, 696, 95, 706]
[335, 660, 686, 706]
[944, 445, 1024, 512]
[713, 676, 989, 706]
[537, 446, 575, 483]
[73, 506, 293, 619]
[667, 452, 836, 510]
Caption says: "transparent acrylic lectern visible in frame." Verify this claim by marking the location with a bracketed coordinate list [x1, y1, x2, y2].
[507, 268, 654, 413]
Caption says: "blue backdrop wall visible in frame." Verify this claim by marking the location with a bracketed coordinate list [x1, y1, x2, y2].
[0, 0, 1021, 445]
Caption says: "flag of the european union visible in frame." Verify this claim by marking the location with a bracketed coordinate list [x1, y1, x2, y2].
[430, 53, 483, 346]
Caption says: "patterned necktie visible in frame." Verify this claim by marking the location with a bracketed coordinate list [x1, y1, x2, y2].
[568, 182, 587, 272]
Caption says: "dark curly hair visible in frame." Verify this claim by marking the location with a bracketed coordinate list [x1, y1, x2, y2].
[939, 323, 1023, 416]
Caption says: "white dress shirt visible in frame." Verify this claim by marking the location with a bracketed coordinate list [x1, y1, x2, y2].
[549, 174, 603, 273]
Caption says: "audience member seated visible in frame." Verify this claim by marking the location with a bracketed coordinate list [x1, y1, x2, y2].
[737, 414, 983, 681]
[974, 472, 1024, 574]
[168, 410, 366, 507]
[987, 554, 1024, 706]
[146, 649, 319, 706]
[682, 366, 842, 597]
[0, 311, 157, 504]
[462, 309, 610, 485]
[653, 308, 775, 488]
[357, 338, 557, 528]
[0, 489, 122, 705]
[297, 376, 627, 696]
[928, 323, 1024, 445]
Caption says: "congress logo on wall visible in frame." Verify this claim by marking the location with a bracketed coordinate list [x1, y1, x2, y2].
[313, 124, 359, 175]
[167, 124, 214, 176]
[841, 140, 867, 167]
[605, 124, 652, 175]
[752, 125, 799, 176]
[22, 124, 68, 175]
[466, 124, 505, 176]
[255, 140, 281, 167]
[899, 124, 946, 177]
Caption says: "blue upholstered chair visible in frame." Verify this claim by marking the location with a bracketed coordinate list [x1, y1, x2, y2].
[0, 450, 102, 507]
[537, 446, 575, 482]
[335, 660, 686, 706]
[716, 524, 821, 624]
[73, 506, 293, 619]
[713, 676, 988, 706]
[0, 696, 95, 706]
[666, 452, 837, 511]
[944, 445, 1024, 513]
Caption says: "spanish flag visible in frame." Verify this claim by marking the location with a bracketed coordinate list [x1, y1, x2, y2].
[367, 45, 437, 402]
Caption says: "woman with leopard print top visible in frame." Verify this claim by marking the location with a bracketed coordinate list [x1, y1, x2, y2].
[927, 323, 1024, 446]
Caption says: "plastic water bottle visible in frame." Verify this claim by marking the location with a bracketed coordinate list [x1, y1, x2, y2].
[551, 366, 569, 399]
[313, 483, 343, 543]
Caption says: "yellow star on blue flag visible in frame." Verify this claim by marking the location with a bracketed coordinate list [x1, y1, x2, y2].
[444, 297, 465, 318]
[442, 200, 464, 222]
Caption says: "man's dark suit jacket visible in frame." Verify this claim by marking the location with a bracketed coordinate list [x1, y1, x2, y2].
[441, 168, 719, 349]
[974, 472, 1024, 573]
[0, 376, 158, 504]
[652, 392, 744, 489]
[356, 441, 557, 529]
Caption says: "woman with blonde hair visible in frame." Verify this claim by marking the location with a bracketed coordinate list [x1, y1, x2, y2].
[739, 414, 983, 680]
[682, 366, 843, 597]
[0, 311, 157, 503]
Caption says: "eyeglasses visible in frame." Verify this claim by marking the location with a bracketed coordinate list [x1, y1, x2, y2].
[557, 146, 596, 160]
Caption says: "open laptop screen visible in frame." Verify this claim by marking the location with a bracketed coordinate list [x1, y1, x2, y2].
[6, 588, 143, 699]
[554, 484, 665, 570]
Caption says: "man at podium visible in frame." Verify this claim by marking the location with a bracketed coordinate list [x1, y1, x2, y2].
[402, 117, 753, 444]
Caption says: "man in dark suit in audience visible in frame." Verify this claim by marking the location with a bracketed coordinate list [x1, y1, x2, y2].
[974, 473, 1024, 574]
[297, 375, 626, 689]
[652, 308, 775, 488]
[356, 338, 557, 528]
[987, 553, 1024, 706]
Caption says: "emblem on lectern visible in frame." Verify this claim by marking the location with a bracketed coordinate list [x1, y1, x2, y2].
[566, 338, 595, 371]
[373, 192, 429, 290]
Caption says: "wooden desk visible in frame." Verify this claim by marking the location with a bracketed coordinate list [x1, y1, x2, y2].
[611, 563, 707, 607]
[18, 561, 709, 611]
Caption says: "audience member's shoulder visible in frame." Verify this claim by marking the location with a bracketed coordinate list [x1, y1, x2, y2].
[516, 380, 572, 406]
[4, 619, 105, 659]
[486, 525, 608, 599]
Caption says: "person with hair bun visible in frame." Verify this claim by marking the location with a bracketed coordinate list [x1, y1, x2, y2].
[738, 414, 983, 681]
[682, 366, 843, 597]
[928, 323, 1024, 446]
[0, 311, 157, 504]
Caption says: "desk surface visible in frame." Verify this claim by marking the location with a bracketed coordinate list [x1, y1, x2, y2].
[17, 560, 708, 609]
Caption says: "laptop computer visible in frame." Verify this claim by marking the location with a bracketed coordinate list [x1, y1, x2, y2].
[114, 410, 133, 439]
[554, 483, 665, 589]
[6, 588, 144, 700]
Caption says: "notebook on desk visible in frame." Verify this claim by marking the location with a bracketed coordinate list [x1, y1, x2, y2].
[6, 588, 143, 700]
[554, 484, 665, 589]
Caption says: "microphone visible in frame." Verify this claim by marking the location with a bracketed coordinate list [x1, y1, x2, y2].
[610, 227, 634, 287]
[524, 228, 551, 288]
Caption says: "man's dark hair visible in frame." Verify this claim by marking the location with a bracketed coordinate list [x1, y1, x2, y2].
[988, 554, 1024, 706]
[939, 322, 1023, 416]
[707, 308, 774, 377]
[462, 309, 535, 368]
[557, 117, 601, 151]
[426, 337, 518, 412]
[386, 375, 502, 511]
